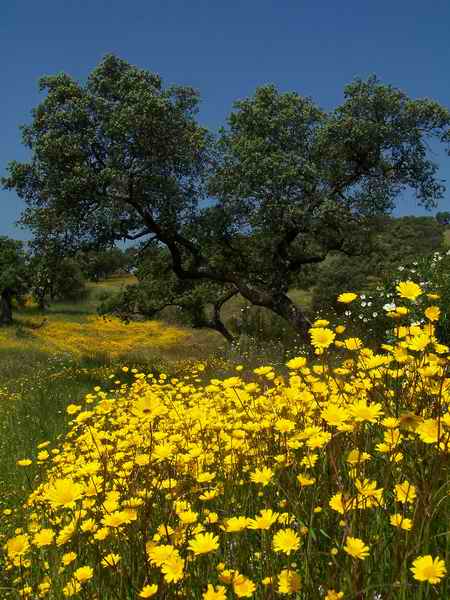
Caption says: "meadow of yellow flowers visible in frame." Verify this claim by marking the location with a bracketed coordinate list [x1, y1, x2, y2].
[0, 316, 187, 359]
[3, 281, 450, 599]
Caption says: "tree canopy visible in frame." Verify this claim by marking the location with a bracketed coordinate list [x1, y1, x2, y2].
[3, 55, 450, 338]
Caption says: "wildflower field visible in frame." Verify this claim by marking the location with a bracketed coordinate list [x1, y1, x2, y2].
[1, 280, 449, 600]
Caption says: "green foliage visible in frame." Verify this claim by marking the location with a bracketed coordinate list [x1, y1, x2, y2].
[80, 247, 132, 282]
[52, 258, 87, 302]
[4, 57, 450, 338]
[374, 215, 444, 266]
[229, 303, 299, 345]
[0, 237, 29, 296]
[410, 251, 450, 345]
[98, 246, 237, 341]
[3, 54, 209, 252]
[436, 211, 450, 226]
[311, 216, 445, 314]
[30, 253, 87, 306]
[0, 237, 30, 324]
[312, 254, 371, 314]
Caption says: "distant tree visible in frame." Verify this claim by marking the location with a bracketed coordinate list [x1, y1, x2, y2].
[81, 248, 130, 282]
[3, 55, 450, 339]
[436, 211, 450, 226]
[27, 237, 62, 309]
[311, 215, 446, 312]
[0, 237, 29, 325]
[29, 253, 87, 307]
[30, 254, 56, 310]
[51, 258, 87, 302]
[26, 234, 88, 308]
[374, 215, 444, 266]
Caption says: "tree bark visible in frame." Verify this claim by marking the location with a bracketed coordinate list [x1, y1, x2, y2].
[269, 293, 312, 339]
[238, 284, 312, 340]
[0, 289, 14, 326]
[37, 297, 47, 311]
[35, 287, 48, 311]
[209, 288, 237, 344]
[208, 315, 235, 344]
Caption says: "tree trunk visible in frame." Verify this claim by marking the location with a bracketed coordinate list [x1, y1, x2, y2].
[0, 289, 13, 326]
[35, 287, 48, 311]
[238, 284, 312, 341]
[210, 288, 237, 344]
[37, 297, 47, 311]
[269, 293, 312, 339]
[209, 317, 235, 344]
[192, 303, 236, 344]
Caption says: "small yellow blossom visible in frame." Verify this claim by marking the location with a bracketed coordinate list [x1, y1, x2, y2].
[411, 555, 446, 584]
[278, 569, 301, 593]
[248, 509, 279, 530]
[33, 529, 54, 548]
[161, 556, 185, 583]
[139, 584, 158, 598]
[272, 528, 301, 555]
[286, 356, 307, 369]
[188, 532, 220, 556]
[425, 306, 440, 321]
[343, 537, 369, 560]
[310, 327, 336, 349]
[390, 514, 413, 530]
[396, 280, 422, 301]
[202, 584, 227, 599]
[101, 553, 121, 567]
[73, 566, 93, 583]
[337, 292, 358, 303]
[233, 574, 256, 597]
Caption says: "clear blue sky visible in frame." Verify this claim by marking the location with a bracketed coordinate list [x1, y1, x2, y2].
[1, 0, 450, 239]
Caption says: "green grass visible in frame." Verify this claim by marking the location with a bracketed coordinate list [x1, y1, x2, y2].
[0, 364, 106, 506]
[443, 228, 450, 248]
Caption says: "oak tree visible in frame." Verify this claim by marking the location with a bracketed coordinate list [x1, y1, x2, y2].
[4, 55, 450, 339]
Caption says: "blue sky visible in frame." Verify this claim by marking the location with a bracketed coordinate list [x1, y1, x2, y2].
[1, 0, 449, 239]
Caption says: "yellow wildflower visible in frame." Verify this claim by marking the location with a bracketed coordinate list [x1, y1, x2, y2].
[233, 574, 256, 597]
[337, 292, 358, 303]
[411, 555, 446, 584]
[188, 532, 220, 556]
[343, 537, 369, 560]
[203, 584, 227, 599]
[272, 528, 300, 555]
[278, 569, 301, 593]
[396, 281, 422, 301]
[139, 584, 158, 598]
